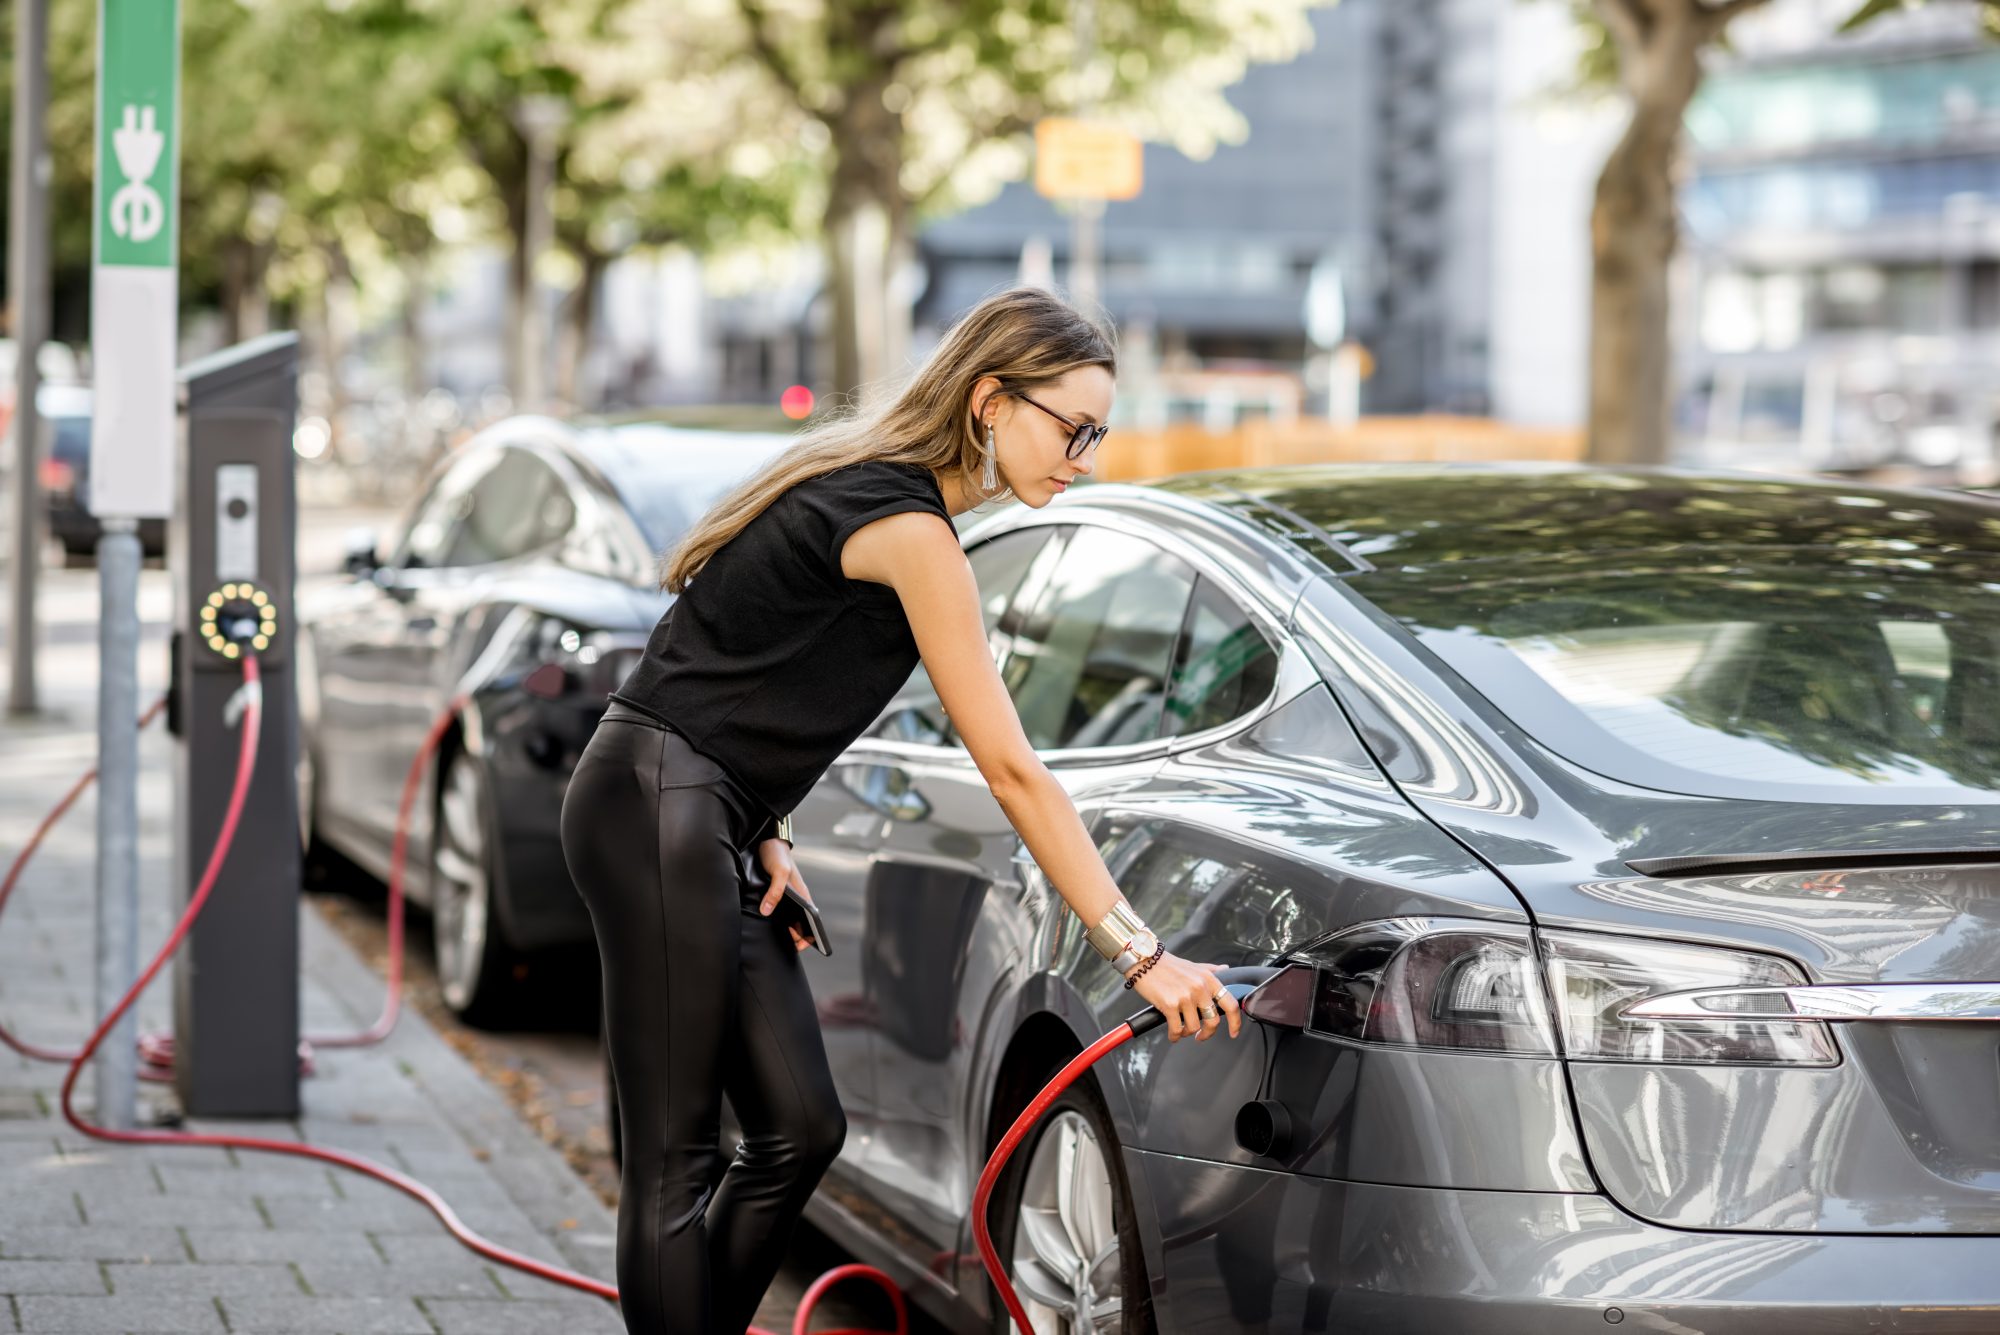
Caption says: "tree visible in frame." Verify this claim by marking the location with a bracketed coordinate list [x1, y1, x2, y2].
[729, 0, 1333, 407]
[1579, 0, 2000, 465]
[541, 0, 813, 406]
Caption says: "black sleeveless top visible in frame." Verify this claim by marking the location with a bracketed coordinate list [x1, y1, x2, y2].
[610, 459, 954, 821]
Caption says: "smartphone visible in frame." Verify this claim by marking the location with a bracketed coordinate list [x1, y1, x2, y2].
[775, 882, 832, 957]
[739, 842, 832, 956]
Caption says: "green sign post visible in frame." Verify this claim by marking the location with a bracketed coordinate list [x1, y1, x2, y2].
[89, 0, 180, 1135]
[89, 0, 179, 517]
[95, 0, 177, 268]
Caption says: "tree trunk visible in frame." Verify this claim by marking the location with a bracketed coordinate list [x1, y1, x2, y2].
[822, 73, 909, 408]
[1586, 1, 1751, 465]
[401, 252, 428, 409]
[555, 250, 606, 410]
[220, 235, 272, 345]
[322, 241, 359, 474]
[1587, 101, 1682, 464]
[883, 213, 917, 385]
[504, 178, 530, 412]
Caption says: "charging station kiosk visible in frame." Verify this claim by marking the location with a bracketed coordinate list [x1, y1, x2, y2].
[166, 331, 302, 1118]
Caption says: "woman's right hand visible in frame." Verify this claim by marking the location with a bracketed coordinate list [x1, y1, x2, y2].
[1127, 950, 1242, 1042]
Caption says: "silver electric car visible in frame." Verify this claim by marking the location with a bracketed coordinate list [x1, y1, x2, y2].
[784, 461, 2000, 1334]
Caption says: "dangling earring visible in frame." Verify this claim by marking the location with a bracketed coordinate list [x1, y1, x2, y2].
[981, 421, 999, 492]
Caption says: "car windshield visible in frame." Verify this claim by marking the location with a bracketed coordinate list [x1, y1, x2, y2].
[588, 429, 795, 550]
[1351, 549, 2000, 800]
[50, 414, 90, 465]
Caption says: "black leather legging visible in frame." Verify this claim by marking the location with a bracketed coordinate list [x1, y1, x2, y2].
[559, 699, 846, 1334]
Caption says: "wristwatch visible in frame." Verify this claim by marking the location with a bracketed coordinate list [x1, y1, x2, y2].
[1111, 928, 1161, 977]
[1086, 899, 1155, 972]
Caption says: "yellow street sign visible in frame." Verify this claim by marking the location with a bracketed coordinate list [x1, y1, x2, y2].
[1034, 118, 1143, 201]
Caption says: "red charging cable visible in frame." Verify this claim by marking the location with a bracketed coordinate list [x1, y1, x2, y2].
[0, 674, 448, 1077]
[4, 651, 911, 1334]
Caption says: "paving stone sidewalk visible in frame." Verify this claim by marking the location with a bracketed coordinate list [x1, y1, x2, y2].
[0, 707, 625, 1334]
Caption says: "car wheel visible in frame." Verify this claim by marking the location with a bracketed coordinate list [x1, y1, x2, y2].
[296, 738, 339, 889]
[985, 1079, 1155, 1334]
[431, 753, 521, 1026]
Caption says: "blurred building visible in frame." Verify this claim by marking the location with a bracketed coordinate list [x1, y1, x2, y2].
[1678, 0, 2000, 479]
[658, 0, 1609, 431]
[913, 0, 1607, 431]
[915, 2, 1373, 424]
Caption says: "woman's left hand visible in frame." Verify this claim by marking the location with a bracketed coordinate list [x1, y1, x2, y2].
[757, 837, 815, 952]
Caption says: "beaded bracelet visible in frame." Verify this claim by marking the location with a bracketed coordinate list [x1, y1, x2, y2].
[1121, 938, 1167, 990]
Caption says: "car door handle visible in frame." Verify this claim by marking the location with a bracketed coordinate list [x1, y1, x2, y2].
[883, 787, 929, 822]
[406, 615, 437, 632]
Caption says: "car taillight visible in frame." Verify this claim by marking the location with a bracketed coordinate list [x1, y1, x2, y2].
[39, 457, 74, 490]
[588, 643, 644, 698]
[1541, 930, 1837, 1067]
[1288, 918, 1837, 1066]
[1296, 919, 1558, 1056]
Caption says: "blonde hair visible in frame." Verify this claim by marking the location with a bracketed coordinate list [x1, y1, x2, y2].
[658, 286, 1116, 593]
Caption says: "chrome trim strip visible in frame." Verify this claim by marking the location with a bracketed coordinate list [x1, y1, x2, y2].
[1214, 483, 1375, 573]
[1621, 983, 2000, 1024]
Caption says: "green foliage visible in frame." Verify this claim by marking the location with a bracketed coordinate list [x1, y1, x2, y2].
[1, 0, 817, 325]
[732, 0, 1334, 221]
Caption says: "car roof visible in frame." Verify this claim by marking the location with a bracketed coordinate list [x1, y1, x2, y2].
[1139, 460, 2000, 576]
[35, 383, 92, 417]
[564, 422, 795, 494]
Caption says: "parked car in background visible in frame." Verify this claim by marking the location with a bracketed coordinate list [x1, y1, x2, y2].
[34, 384, 169, 563]
[295, 413, 805, 1021]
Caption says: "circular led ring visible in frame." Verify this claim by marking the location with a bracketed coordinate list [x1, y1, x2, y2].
[201, 580, 279, 658]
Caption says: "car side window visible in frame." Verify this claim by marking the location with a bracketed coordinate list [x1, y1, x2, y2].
[1001, 526, 1197, 750]
[1160, 578, 1281, 738]
[389, 452, 498, 571]
[876, 527, 1061, 746]
[443, 447, 577, 568]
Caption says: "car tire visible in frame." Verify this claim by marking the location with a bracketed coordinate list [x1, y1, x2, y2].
[296, 738, 342, 891]
[983, 1075, 1156, 1334]
[430, 752, 523, 1027]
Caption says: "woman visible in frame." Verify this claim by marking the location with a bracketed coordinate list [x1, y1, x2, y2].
[558, 285, 1244, 1334]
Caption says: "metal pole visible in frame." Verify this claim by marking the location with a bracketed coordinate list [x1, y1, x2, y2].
[7, 0, 51, 717]
[91, 0, 182, 1130]
[94, 516, 141, 1128]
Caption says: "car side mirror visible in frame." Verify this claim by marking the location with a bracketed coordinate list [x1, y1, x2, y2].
[342, 526, 380, 578]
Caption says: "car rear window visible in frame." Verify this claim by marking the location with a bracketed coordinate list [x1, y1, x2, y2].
[1352, 548, 2000, 801]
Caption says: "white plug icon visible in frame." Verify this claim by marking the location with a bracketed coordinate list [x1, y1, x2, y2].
[109, 104, 166, 243]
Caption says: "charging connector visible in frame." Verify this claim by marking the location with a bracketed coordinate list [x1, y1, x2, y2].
[198, 581, 277, 658]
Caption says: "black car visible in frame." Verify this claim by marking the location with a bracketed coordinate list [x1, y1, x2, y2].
[34, 385, 169, 562]
[296, 414, 800, 1021]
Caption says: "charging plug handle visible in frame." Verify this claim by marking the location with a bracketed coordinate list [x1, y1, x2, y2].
[1124, 964, 1280, 1037]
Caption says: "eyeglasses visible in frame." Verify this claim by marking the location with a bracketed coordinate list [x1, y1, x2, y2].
[1015, 392, 1110, 460]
